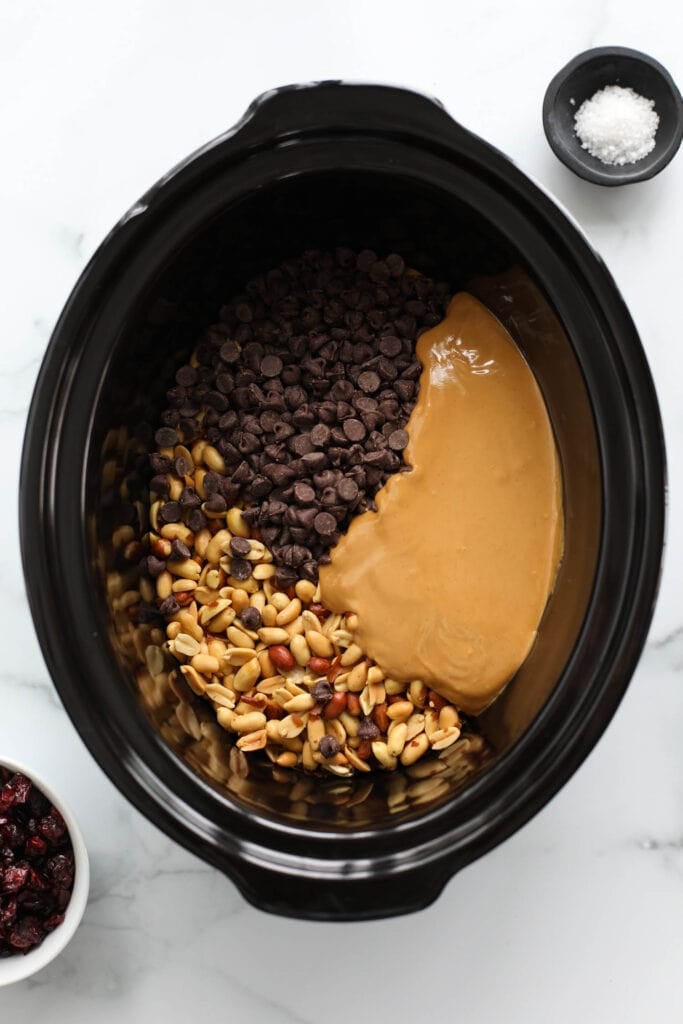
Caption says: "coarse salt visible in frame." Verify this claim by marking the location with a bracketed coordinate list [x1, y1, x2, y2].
[574, 84, 659, 166]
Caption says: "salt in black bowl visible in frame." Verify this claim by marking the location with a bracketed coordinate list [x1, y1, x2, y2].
[543, 46, 683, 185]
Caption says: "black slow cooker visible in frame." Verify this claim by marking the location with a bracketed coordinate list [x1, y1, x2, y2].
[20, 83, 665, 919]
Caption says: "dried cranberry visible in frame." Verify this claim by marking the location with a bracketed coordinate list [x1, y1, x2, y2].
[0, 773, 31, 810]
[0, 897, 17, 928]
[0, 822, 25, 848]
[27, 787, 49, 817]
[1, 863, 30, 893]
[54, 888, 71, 912]
[0, 772, 74, 957]
[26, 869, 49, 891]
[38, 810, 66, 844]
[16, 892, 51, 915]
[8, 916, 43, 950]
[25, 836, 47, 858]
[43, 913, 64, 933]
[46, 854, 74, 887]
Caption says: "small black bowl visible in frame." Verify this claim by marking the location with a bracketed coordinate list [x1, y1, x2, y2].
[543, 46, 683, 185]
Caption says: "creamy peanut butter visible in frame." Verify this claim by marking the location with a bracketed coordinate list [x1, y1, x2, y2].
[319, 292, 563, 715]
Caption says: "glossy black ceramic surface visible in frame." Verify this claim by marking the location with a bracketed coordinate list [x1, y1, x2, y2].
[20, 83, 665, 919]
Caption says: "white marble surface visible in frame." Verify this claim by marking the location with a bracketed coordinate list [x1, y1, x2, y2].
[1, 0, 682, 1019]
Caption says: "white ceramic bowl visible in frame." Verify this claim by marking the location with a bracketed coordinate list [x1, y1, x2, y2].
[0, 757, 89, 986]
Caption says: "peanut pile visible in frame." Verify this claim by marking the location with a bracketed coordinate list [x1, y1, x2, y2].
[139, 438, 464, 776]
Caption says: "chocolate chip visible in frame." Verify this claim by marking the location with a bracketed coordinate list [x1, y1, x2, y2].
[301, 451, 328, 472]
[311, 680, 333, 703]
[369, 260, 390, 284]
[149, 453, 172, 474]
[379, 334, 402, 357]
[358, 371, 381, 394]
[290, 433, 314, 456]
[342, 418, 366, 442]
[155, 427, 178, 447]
[358, 718, 380, 740]
[176, 365, 198, 387]
[237, 431, 260, 455]
[158, 501, 181, 524]
[279, 544, 311, 567]
[174, 456, 191, 478]
[230, 536, 251, 557]
[188, 509, 208, 532]
[259, 409, 280, 432]
[229, 558, 251, 581]
[179, 486, 201, 509]
[218, 440, 241, 463]
[239, 606, 262, 630]
[205, 493, 227, 514]
[261, 499, 288, 523]
[263, 463, 296, 486]
[296, 506, 319, 530]
[401, 362, 421, 381]
[170, 539, 191, 561]
[310, 423, 330, 447]
[249, 475, 272, 498]
[316, 401, 337, 424]
[216, 372, 234, 394]
[394, 379, 415, 402]
[202, 472, 223, 494]
[301, 560, 318, 581]
[313, 511, 337, 536]
[388, 429, 409, 451]
[386, 253, 405, 277]
[275, 566, 299, 589]
[159, 595, 180, 616]
[335, 401, 355, 421]
[337, 478, 359, 502]
[318, 735, 340, 759]
[364, 449, 386, 466]
[273, 421, 296, 442]
[150, 474, 170, 495]
[293, 482, 316, 504]
[146, 555, 166, 578]
[219, 339, 241, 363]
[377, 357, 398, 381]
[261, 354, 283, 378]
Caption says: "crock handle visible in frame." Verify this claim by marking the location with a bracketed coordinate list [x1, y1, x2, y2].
[228, 859, 456, 921]
[230, 81, 473, 149]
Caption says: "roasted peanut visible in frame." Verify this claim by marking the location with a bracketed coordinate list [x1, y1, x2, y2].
[290, 634, 311, 667]
[323, 692, 347, 720]
[276, 598, 301, 625]
[258, 626, 291, 646]
[340, 644, 363, 667]
[268, 645, 296, 672]
[305, 630, 334, 658]
[233, 658, 261, 692]
[387, 700, 414, 722]
[400, 732, 430, 766]
[295, 580, 316, 603]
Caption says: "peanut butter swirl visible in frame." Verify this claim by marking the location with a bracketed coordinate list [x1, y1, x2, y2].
[319, 293, 563, 714]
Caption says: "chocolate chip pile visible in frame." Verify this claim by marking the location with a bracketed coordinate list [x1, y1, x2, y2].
[0, 769, 75, 956]
[149, 248, 448, 586]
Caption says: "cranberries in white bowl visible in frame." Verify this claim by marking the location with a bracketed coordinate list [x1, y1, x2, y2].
[0, 758, 89, 985]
